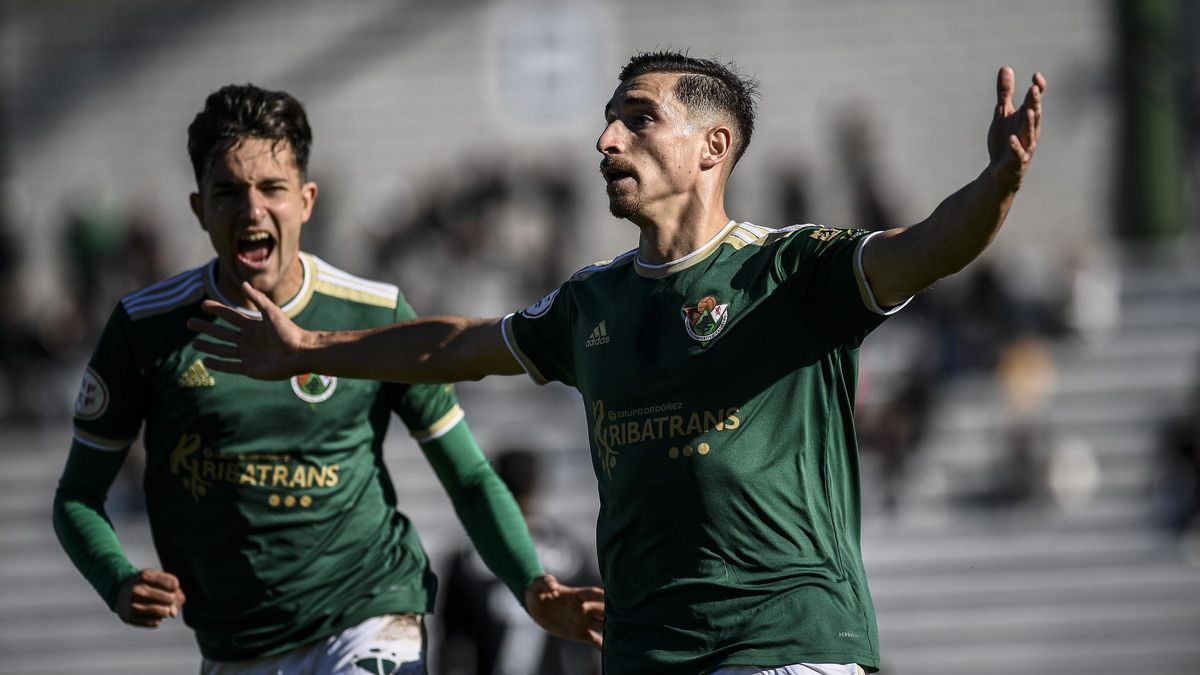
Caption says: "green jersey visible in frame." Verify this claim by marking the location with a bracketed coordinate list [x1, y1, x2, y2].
[503, 221, 903, 673]
[72, 253, 467, 660]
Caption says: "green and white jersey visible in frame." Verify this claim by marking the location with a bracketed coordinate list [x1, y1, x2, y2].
[73, 253, 463, 661]
[502, 221, 906, 674]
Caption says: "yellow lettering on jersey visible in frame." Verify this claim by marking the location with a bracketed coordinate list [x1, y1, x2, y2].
[271, 465, 289, 487]
[307, 465, 326, 487]
[240, 465, 258, 486]
[289, 466, 307, 488]
[325, 465, 340, 487]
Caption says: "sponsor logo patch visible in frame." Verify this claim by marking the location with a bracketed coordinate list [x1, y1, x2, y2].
[74, 367, 109, 420]
[681, 295, 730, 342]
[291, 373, 338, 403]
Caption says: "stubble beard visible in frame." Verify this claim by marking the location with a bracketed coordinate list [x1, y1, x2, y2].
[607, 189, 641, 220]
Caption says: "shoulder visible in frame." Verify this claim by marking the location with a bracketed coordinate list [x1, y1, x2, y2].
[565, 248, 638, 285]
[308, 254, 400, 310]
[515, 249, 636, 320]
[723, 222, 811, 250]
[119, 263, 209, 322]
[726, 222, 873, 257]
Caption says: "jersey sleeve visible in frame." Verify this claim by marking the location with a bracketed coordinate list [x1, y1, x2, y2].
[73, 304, 146, 451]
[385, 292, 464, 440]
[775, 226, 911, 348]
[500, 283, 578, 387]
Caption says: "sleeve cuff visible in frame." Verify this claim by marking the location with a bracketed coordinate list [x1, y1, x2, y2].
[412, 404, 465, 443]
[854, 231, 913, 316]
[72, 429, 135, 452]
[500, 314, 549, 385]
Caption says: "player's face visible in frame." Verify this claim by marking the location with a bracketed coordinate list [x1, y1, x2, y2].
[190, 138, 316, 307]
[597, 73, 707, 221]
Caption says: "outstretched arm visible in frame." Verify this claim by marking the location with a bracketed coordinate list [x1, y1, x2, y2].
[862, 67, 1046, 307]
[188, 282, 523, 383]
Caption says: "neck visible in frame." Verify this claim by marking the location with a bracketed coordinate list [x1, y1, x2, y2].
[634, 186, 731, 264]
[215, 256, 303, 310]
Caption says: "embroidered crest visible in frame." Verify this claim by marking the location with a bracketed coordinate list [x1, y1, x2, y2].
[74, 367, 109, 420]
[291, 373, 338, 403]
[682, 295, 730, 342]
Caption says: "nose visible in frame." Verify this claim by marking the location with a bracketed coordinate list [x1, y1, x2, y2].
[596, 120, 624, 156]
[237, 188, 266, 222]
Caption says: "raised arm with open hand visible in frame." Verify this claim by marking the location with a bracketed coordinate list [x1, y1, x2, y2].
[188, 281, 524, 383]
[861, 66, 1046, 308]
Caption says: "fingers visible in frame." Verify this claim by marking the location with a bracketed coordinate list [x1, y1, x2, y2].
[995, 66, 1015, 118]
[1008, 134, 1030, 164]
[200, 299, 252, 326]
[119, 570, 186, 628]
[187, 318, 242, 345]
[192, 338, 241, 360]
[199, 357, 247, 375]
[242, 282, 281, 317]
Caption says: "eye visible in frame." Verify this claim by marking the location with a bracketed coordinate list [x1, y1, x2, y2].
[628, 113, 654, 129]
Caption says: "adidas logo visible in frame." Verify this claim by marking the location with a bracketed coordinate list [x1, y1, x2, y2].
[178, 359, 216, 388]
[585, 320, 611, 347]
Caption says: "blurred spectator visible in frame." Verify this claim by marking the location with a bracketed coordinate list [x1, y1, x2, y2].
[370, 161, 576, 316]
[439, 448, 601, 675]
[1151, 356, 1200, 537]
[858, 369, 937, 515]
[950, 334, 1057, 511]
[835, 106, 906, 231]
[1050, 237, 1121, 343]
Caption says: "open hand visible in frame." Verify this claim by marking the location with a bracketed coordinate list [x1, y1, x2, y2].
[115, 569, 186, 628]
[987, 66, 1046, 193]
[524, 574, 605, 650]
[187, 281, 309, 380]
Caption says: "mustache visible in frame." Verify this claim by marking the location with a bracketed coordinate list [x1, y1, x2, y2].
[599, 157, 636, 176]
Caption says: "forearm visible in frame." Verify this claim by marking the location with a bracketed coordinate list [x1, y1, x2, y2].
[866, 168, 1016, 305]
[52, 443, 139, 610]
[303, 316, 518, 383]
[422, 422, 543, 601]
[915, 166, 1016, 279]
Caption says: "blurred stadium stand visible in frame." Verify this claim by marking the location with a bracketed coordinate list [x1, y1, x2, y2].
[2, 0, 1199, 674]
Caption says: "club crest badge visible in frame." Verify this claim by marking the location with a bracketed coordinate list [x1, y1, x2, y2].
[291, 373, 338, 403]
[682, 295, 730, 342]
[74, 367, 109, 420]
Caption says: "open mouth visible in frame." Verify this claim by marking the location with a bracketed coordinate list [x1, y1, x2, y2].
[236, 231, 275, 268]
[602, 168, 637, 193]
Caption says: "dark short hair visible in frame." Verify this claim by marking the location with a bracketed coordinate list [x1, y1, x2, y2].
[186, 84, 312, 185]
[618, 51, 760, 166]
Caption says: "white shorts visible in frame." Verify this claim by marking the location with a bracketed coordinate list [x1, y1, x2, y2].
[710, 664, 865, 675]
[201, 614, 425, 675]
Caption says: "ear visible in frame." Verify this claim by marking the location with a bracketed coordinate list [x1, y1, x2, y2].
[700, 125, 733, 171]
[299, 181, 318, 223]
[189, 192, 206, 231]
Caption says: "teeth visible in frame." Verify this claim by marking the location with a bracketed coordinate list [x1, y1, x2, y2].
[240, 232, 270, 242]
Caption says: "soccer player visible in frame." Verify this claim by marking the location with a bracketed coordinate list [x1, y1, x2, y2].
[53, 84, 602, 674]
[191, 52, 1046, 674]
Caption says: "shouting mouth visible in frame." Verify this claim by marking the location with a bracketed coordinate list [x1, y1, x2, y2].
[236, 230, 275, 270]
